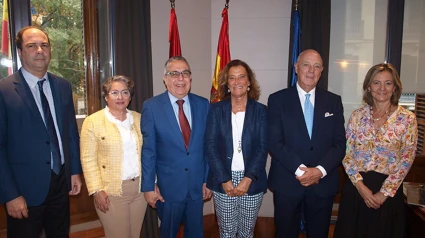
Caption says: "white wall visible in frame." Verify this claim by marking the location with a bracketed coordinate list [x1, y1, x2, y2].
[150, 0, 212, 98]
[151, 0, 292, 217]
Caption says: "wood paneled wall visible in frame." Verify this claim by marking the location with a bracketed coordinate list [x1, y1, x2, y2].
[0, 175, 98, 233]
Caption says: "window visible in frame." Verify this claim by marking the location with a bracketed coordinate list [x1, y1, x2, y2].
[400, 0, 425, 94]
[31, 0, 86, 116]
[329, 0, 388, 122]
[0, 0, 12, 78]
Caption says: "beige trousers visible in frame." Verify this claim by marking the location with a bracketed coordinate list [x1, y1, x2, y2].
[96, 178, 147, 238]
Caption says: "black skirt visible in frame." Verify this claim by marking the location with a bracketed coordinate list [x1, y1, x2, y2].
[334, 171, 405, 238]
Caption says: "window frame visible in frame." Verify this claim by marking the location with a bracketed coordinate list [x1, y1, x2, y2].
[7, 0, 102, 115]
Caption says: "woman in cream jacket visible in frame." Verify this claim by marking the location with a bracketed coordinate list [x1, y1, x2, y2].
[81, 75, 146, 238]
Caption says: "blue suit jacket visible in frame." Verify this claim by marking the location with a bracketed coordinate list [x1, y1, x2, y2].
[0, 70, 81, 206]
[141, 91, 209, 202]
[267, 86, 346, 197]
[205, 99, 268, 195]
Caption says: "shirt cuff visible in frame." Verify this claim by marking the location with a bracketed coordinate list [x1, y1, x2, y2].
[380, 188, 392, 197]
[316, 165, 327, 178]
[295, 164, 307, 177]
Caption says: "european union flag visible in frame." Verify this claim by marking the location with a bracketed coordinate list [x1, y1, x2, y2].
[290, 8, 301, 87]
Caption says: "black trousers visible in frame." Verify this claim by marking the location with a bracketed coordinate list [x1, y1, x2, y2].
[6, 167, 70, 238]
[273, 187, 334, 238]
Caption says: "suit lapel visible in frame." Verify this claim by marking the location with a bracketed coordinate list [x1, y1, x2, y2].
[223, 100, 233, 154]
[312, 88, 326, 140]
[242, 99, 254, 147]
[14, 70, 45, 120]
[161, 92, 186, 149]
[187, 93, 201, 149]
[289, 87, 310, 138]
[48, 73, 63, 135]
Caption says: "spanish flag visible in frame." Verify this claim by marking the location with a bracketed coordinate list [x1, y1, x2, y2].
[2, 0, 9, 56]
[210, 7, 230, 103]
[169, 8, 181, 57]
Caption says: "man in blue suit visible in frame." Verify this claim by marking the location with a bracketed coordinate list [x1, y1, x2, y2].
[141, 56, 212, 237]
[268, 49, 346, 238]
[0, 26, 82, 237]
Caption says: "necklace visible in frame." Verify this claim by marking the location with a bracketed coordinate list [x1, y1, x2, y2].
[370, 105, 391, 122]
[233, 103, 246, 111]
[233, 113, 244, 153]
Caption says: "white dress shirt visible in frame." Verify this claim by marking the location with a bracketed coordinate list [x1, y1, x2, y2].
[295, 83, 327, 178]
[21, 68, 65, 167]
[231, 112, 245, 171]
[168, 92, 192, 129]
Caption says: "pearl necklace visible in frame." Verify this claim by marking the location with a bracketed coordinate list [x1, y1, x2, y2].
[370, 106, 390, 122]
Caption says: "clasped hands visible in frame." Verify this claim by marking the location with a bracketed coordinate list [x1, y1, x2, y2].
[296, 167, 322, 187]
[222, 177, 252, 197]
[355, 181, 387, 209]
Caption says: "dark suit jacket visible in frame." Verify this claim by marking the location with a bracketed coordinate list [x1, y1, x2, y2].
[205, 99, 268, 195]
[0, 70, 81, 206]
[141, 91, 209, 202]
[267, 86, 346, 197]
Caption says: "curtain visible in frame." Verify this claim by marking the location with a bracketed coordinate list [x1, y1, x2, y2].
[113, 1, 158, 237]
[114, 0, 153, 113]
[287, 0, 331, 90]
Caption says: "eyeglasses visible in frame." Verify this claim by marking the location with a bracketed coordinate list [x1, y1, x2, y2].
[165, 70, 192, 79]
[108, 90, 131, 99]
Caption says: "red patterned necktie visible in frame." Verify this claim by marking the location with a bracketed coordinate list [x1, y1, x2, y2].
[176, 99, 191, 149]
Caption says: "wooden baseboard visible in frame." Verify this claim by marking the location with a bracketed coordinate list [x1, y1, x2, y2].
[70, 212, 99, 226]
[179, 214, 275, 237]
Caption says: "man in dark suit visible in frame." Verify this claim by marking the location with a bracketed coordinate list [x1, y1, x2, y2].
[141, 56, 212, 237]
[0, 26, 82, 237]
[268, 49, 346, 238]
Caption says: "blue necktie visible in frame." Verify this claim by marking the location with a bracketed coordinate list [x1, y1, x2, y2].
[304, 94, 314, 139]
[38, 79, 62, 175]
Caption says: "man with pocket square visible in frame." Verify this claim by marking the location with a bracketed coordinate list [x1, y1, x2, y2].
[268, 49, 346, 238]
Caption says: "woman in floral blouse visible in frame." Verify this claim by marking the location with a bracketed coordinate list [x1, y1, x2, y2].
[334, 63, 418, 238]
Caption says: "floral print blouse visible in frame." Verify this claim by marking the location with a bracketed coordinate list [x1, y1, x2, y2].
[343, 105, 418, 197]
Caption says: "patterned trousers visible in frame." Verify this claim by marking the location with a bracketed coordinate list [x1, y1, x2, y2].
[213, 170, 264, 238]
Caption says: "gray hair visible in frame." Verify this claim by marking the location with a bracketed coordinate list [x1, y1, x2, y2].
[163, 56, 191, 75]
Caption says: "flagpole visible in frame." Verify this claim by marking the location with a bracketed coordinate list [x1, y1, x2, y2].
[290, 0, 301, 87]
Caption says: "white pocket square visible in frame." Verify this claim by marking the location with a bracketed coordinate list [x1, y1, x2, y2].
[324, 112, 334, 117]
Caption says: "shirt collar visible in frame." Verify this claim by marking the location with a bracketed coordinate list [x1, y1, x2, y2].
[21, 67, 49, 89]
[167, 91, 189, 104]
[296, 82, 316, 97]
[104, 106, 133, 127]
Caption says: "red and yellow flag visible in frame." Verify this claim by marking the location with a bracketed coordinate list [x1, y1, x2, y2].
[2, 0, 9, 56]
[169, 8, 182, 58]
[210, 7, 230, 103]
